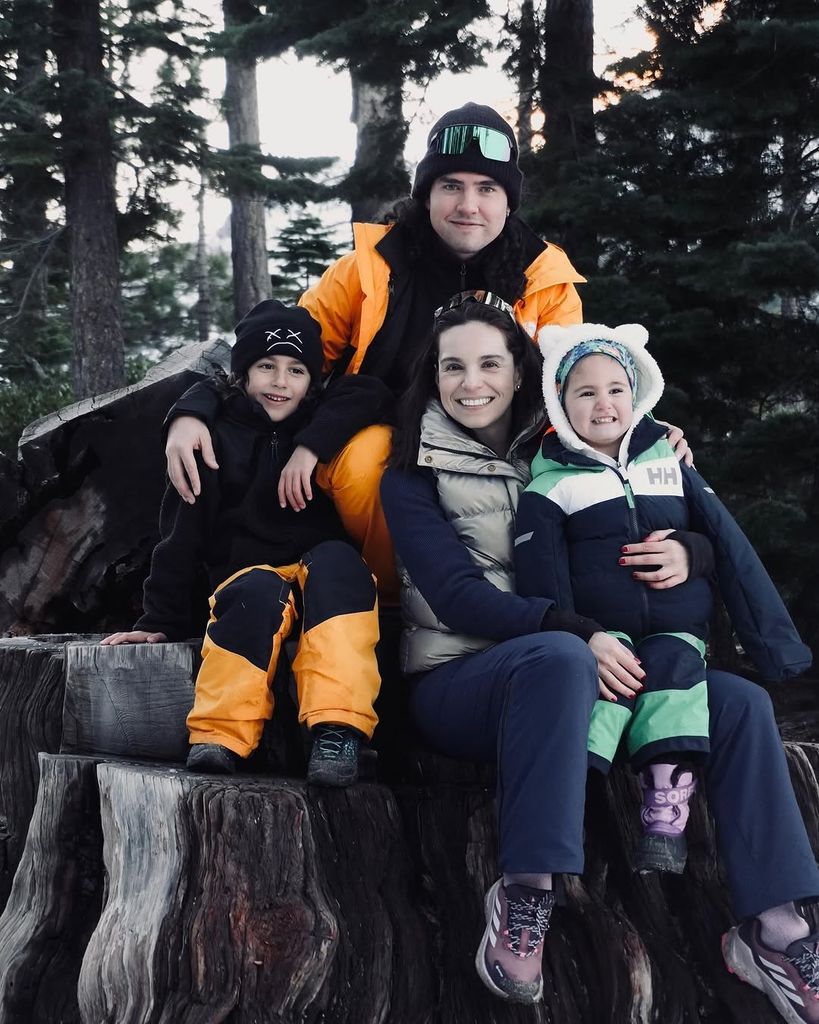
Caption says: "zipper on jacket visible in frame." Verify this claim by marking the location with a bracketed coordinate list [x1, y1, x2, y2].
[460, 262, 466, 291]
[270, 432, 279, 467]
[621, 473, 651, 634]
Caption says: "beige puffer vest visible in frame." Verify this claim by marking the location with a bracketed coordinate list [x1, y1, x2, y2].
[399, 401, 536, 675]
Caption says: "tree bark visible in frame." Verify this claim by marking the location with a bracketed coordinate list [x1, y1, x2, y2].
[3, 0, 54, 378]
[0, 637, 67, 912]
[222, 0, 271, 320]
[0, 753, 104, 1024]
[540, 0, 599, 269]
[52, 0, 125, 400]
[348, 70, 409, 223]
[513, 0, 538, 159]
[195, 167, 211, 343]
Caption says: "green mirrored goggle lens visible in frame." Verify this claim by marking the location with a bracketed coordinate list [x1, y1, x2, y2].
[431, 124, 513, 162]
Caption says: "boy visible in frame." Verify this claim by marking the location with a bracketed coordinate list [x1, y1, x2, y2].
[514, 323, 811, 871]
[103, 300, 390, 786]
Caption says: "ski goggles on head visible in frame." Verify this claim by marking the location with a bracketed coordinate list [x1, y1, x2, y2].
[434, 289, 516, 322]
[429, 124, 514, 163]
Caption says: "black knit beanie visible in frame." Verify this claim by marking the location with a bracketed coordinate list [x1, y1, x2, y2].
[231, 299, 324, 381]
[411, 102, 523, 211]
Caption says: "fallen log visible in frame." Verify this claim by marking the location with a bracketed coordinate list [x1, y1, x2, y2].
[0, 339, 229, 636]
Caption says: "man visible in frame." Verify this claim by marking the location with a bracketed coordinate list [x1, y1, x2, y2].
[165, 102, 682, 595]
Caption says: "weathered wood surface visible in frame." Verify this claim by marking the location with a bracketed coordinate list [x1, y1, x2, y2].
[78, 764, 433, 1024]
[0, 634, 818, 1022]
[0, 339, 229, 637]
[0, 637, 70, 911]
[0, 754, 104, 1024]
[62, 640, 198, 760]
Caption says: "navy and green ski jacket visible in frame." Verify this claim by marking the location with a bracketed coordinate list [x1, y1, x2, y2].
[514, 417, 811, 682]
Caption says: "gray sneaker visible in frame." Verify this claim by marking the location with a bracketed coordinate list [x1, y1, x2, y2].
[186, 743, 239, 774]
[475, 879, 554, 1004]
[723, 918, 819, 1023]
[307, 724, 360, 786]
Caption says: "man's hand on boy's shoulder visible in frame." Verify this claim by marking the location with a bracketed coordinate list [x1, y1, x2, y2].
[166, 417, 219, 505]
[278, 445, 319, 511]
[100, 630, 168, 646]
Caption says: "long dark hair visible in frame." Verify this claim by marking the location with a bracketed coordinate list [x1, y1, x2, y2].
[383, 198, 529, 305]
[390, 300, 544, 471]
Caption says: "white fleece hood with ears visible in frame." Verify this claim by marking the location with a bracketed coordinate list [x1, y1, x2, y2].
[536, 322, 665, 462]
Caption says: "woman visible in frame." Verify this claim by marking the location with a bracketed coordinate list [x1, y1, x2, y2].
[380, 291, 819, 1021]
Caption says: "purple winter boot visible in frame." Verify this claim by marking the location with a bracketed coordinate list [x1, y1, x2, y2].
[635, 763, 696, 874]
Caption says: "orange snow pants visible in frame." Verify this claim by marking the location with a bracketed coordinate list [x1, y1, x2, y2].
[186, 540, 380, 758]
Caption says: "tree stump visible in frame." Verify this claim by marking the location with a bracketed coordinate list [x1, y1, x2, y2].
[0, 637, 69, 911]
[0, 634, 816, 1022]
[61, 640, 198, 760]
[0, 753, 104, 1024]
[77, 764, 434, 1024]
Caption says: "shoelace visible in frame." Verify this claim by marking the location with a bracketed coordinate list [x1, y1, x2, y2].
[504, 893, 554, 958]
[314, 726, 349, 759]
[788, 943, 819, 995]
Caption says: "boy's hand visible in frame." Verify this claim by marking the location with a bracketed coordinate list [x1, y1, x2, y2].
[166, 416, 219, 504]
[620, 529, 690, 589]
[100, 631, 167, 646]
[588, 632, 645, 702]
[656, 419, 694, 466]
[278, 445, 319, 510]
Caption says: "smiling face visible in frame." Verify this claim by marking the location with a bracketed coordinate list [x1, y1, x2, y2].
[436, 320, 520, 453]
[562, 353, 634, 458]
[426, 172, 509, 260]
[244, 355, 311, 422]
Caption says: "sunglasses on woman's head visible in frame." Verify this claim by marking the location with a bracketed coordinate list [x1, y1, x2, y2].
[429, 124, 515, 162]
[434, 290, 516, 322]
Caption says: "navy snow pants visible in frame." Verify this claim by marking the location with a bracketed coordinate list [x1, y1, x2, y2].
[411, 637, 819, 918]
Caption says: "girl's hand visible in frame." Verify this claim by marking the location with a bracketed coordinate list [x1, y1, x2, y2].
[656, 419, 694, 467]
[278, 445, 319, 510]
[620, 529, 690, 589]
[588, 632, 645, 702]
[100, 631, 167, 646]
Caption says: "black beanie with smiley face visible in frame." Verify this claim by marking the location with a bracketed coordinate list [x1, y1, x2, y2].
[231, 300, 324, 382]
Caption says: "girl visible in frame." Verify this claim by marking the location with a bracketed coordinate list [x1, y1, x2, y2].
[103, 300, 389, 786]
[514, 323, 811, 876]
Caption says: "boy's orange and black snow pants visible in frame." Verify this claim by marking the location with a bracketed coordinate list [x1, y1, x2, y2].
[186, 539, 380, 758]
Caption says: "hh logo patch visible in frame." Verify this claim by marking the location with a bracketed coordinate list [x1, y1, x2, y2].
[646, 466, 679, 487]
[632, 459, 683, 497]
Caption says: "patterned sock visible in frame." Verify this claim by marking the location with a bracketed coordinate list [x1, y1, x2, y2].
[757, 902, 810, 952]
[504, 872, 553, 891]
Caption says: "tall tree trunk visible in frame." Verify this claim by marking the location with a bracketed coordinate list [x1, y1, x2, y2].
[4, 0, 53, 379]
[540, 0, 599, 269]
[514, 0, 538, 159]
[52, 0, 125, 400]
[196, 165, 211, 343]
[348, 70, 409, 223]
[222, 0, 270, 320]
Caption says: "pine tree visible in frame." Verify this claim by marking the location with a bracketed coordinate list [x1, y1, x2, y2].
[268, 215, 344, 303]
[216, 1, 491, 219]
[513, 0, 605, 273]
[572, 0, 819, 654]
